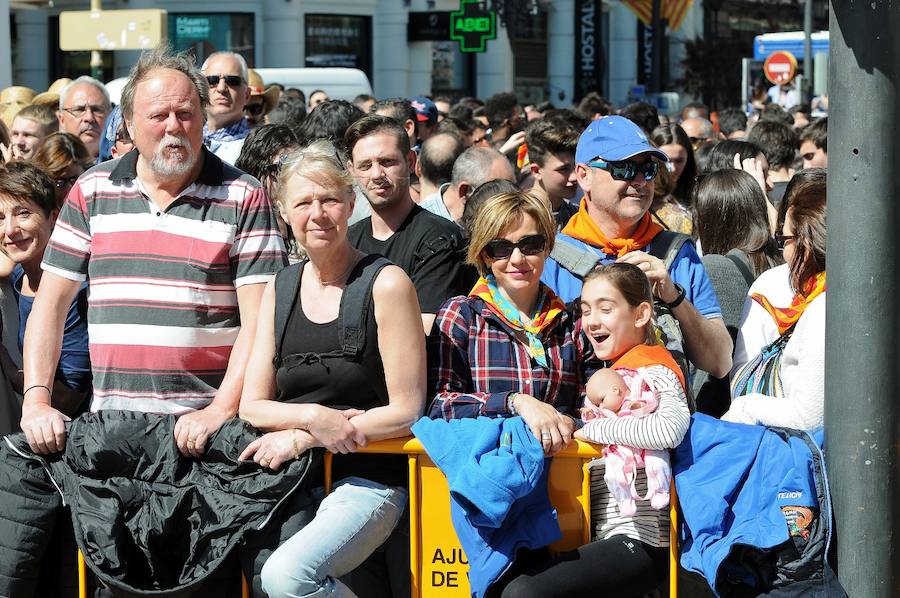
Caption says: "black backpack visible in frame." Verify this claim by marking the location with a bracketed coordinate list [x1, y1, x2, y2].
[273, 255, 391, 370]
[550, 231, 695, 409]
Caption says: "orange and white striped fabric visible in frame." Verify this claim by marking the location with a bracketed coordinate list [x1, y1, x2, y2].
[621, 0, 693, 32]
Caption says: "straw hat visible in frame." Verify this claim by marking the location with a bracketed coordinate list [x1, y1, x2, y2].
[247, 69, 281, 114]
[0, 86, 37, 127]
[32, 78, 74, 110]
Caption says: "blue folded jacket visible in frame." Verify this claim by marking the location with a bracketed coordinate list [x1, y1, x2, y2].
[412, 416, 561, 598]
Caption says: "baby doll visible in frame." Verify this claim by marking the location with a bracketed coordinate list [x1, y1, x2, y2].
[582, 367, 671, 517]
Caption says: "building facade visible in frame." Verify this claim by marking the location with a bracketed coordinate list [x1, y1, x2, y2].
[7, 0, 704, 109]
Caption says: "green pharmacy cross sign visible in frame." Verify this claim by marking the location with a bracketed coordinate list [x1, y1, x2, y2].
[450, 0, 497, 53]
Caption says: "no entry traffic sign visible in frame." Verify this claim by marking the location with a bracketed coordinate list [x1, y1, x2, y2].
[764, 50, 798, 86]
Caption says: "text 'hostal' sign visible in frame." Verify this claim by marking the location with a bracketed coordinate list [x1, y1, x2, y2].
[575, 0, 605, 99]
[450, 0, 497, 53]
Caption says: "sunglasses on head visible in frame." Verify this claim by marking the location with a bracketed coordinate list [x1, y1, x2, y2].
[586, 159, 659, 182]
[206, 74, 243, 88]
[483, 234, 547, 260]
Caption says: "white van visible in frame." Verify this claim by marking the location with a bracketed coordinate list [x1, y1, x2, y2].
[253, 67, 373, 101]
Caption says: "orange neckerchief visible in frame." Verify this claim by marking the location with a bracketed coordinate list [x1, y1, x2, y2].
[516, 143, 529, 170]
[752, 271, 826, 335]
[561, 199, 664, 257]
[612, 343, 686, 393]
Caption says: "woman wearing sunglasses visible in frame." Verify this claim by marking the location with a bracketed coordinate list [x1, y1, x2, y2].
[728, 169, 826, 430]
[429, 190, 578, 456]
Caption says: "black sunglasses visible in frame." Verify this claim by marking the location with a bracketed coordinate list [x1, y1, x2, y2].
[245, 103, 265, 116]
[484, 234, 547, 260]
[54, 175, 79, 189]
[206, 74, 243, 88]
[586, 159, 659, 182]
[775, 232, 795, 250]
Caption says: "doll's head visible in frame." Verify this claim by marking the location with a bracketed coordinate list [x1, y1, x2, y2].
[585, 368, 628, 413]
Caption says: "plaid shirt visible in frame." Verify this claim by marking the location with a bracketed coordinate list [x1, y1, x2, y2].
[428, 294, 584, 420]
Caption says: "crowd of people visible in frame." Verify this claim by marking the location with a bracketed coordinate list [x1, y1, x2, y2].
[0, 44, 829, 598]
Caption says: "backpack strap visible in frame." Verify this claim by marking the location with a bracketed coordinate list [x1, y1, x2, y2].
[273, 261, 305, 369]
[337, 255, 392, 360]
[549, 239, 602, 278]
[646, 230, 692, 270]
[725, 250, 756, 287]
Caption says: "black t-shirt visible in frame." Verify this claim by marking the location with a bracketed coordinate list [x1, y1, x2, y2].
[348, 204, 466, 314]
[768, 181, 789, 211]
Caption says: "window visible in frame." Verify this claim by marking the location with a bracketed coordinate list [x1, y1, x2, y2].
[305, 14, 372, 80]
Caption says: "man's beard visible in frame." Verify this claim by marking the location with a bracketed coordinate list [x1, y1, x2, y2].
[363, 173, 409, 210]
[150, 134, 196, 177]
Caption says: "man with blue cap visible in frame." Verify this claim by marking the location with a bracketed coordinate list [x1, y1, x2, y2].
[541, 115, 732, 380]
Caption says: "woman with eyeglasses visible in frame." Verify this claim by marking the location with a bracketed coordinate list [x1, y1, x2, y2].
[727, 169, 826, 429]
[427, 191, 578, 595]
[0, 161, 91, 423]
[429, 190, 578, 451]
[237, 139, 426, 598]
[31, 132, 94, 207]
[690, 169, 783, 416]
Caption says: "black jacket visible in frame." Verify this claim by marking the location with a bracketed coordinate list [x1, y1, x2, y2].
[0, 411, 318, 597]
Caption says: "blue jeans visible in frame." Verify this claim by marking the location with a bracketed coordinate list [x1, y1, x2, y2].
[260, 477, 408, 598]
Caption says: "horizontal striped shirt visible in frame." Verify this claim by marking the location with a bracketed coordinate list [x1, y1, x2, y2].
[583, 365, 690, 548]
[42, 148, 287, 414]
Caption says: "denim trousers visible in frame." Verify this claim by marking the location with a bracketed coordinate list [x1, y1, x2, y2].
[260, 476, 408, 598]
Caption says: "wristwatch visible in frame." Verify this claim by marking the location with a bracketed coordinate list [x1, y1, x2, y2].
[665, 283, 686, 309]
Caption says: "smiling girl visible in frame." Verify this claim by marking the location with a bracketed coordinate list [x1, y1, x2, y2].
[499, 262, 691, 597]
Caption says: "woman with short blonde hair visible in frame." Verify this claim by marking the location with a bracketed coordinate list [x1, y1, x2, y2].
[430, 189, 578, 451]
[238, 139, 426, 598]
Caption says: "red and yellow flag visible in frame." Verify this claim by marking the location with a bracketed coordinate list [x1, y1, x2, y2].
[621, 0, 693, 32]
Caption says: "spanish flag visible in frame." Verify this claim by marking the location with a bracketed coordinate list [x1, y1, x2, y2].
[621, 0, 693, 32]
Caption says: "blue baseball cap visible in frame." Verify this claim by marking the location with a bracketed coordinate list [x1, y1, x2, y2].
[408, 96, 438, 125]
[575, 115, 669, 164]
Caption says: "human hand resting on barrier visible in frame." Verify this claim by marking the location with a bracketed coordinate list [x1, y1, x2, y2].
[21, 399, 70, 454]
[304, 405, 367, 454]
[174, 403, 232, 458]
[512, 393, 574, 455]
[240, 429, 315, 471]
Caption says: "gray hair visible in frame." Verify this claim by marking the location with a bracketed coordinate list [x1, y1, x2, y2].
[58, 76, 111, 110]
[451, 146, 510, 187]
[201, 51, 249, 83]
[276, 139, 354, 213]
[119, 44, 209, 122]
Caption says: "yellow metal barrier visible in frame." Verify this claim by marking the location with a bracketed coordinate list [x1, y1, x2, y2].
[76, 437, 679, 598]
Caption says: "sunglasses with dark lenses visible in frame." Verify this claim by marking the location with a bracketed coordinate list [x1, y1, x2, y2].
[54, 175, 79, 189]
[244, 102, 265, 116]
[586, 159, 659, 182]
[206, 75, 243, 88]
[775, 232, 795, 250]
[484, 234, 547, 260]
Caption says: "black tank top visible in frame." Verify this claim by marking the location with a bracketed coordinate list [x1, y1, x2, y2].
[275, 256, 404, 487]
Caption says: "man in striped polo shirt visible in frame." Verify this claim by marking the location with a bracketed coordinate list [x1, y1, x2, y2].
[19, 46, 287, 457]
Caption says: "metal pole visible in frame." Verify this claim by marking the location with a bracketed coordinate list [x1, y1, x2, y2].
[826, 2, 900, 597]
[803, 0, 813, 103]
[650, 0, 662, 93]
[90, 0, 102, 80]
